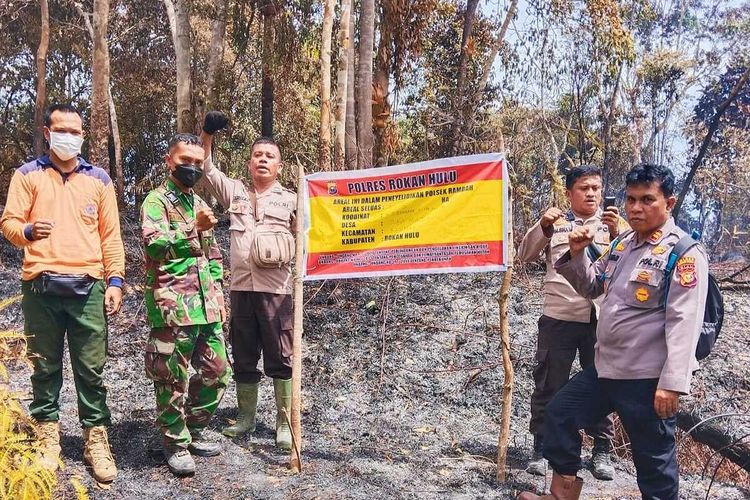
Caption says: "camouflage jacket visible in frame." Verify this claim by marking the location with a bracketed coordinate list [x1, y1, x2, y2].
[141, 179, 225, 327]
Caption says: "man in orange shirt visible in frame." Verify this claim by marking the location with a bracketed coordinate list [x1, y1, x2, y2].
[0, 104, 124, 483]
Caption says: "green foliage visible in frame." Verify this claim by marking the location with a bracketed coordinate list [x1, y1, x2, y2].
[585, 0, 636, 75]
[0, 0, 748, 251]
[402, 0, 501, 158]
[0, 296, 56, 500]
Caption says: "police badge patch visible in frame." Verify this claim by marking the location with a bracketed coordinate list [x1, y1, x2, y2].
[677, 256, 697, 288]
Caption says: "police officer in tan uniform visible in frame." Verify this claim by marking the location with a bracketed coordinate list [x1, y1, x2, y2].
[199, 112, 296, 450]
[517, 165, 624, 480]
[518, 164, 709, 500]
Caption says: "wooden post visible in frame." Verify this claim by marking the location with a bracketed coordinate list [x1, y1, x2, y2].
[496, 179, 514, 481]
[290, 161, 305, 472]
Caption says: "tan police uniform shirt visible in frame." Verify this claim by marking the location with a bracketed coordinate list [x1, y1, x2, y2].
[203, 155, 296, 294]
[554, 217, 708, 394]
[517, 210, 612, 323]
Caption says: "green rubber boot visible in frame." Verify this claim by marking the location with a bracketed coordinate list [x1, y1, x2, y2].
[222, 382, 259, 437]
[273, 378, 293, 450]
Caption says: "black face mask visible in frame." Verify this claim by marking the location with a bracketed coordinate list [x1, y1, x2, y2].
[172, 164, 203, 188]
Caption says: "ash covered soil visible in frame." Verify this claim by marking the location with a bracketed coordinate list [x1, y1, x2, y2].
[1, 221, 749, 499]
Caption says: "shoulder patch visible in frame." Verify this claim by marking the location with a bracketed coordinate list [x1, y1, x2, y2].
[676, 256, 697, 288]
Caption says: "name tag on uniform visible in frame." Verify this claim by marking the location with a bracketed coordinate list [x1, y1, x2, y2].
[637, 257, 664, 270]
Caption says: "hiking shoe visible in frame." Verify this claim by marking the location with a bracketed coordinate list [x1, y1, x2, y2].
[83, 426, 117, 482]
[526, 450, 547, 476]
[590, 449, 614, 480]
[163, 447, 195, 476]
[188, 430, 222, 457]
[36, 421, 62, 472]
[590, 438, 615, 480]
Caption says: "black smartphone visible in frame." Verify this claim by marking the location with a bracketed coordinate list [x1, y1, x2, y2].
[604, 196, 616, 209]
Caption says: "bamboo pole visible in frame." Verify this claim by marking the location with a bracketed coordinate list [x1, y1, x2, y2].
[290, 161, 305, 473]
[496, 174, 514, 482]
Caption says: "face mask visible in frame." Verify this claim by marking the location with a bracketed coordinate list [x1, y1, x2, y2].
[49, 132, 83, 161]
[172, 164, 203, 188]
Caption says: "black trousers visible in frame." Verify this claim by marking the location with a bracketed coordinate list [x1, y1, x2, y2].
[529, 314, 614, 441]
[229, 291, 293, 383]
[544, 366, 679, 500]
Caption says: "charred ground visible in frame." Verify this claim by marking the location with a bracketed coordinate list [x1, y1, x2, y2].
[1, 220, 749, 499]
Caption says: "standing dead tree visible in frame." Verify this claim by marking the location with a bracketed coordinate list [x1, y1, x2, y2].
[334, 0, 352, 171]
[205, 0, 229, 109]
[164, 0, 194, 133]
[33, 0, 49, 157]
[356, 0, 375, 168]
[89, 0, 111, 171]
[72, 0, 125, 203]
[674, 65, 750, 221]
[319, 0, 334, 171]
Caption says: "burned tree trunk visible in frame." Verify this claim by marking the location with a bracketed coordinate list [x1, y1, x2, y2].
[677, 411, 750, 474]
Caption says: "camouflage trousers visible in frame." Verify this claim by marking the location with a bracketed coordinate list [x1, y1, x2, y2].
[144, 322, 231, 448]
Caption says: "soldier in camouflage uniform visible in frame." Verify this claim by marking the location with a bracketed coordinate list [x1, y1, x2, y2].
[140, 133, 231, 476]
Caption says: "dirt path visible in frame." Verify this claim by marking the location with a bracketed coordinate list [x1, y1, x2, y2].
[2, 241, 749, 499]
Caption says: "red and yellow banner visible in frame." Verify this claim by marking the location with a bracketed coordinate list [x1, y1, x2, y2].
[302, 154, 508, 280]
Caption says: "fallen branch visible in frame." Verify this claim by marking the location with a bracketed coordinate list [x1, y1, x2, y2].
[719, 262, 750, 283]
[401, 362, 502, 374]
[379, 277, 395, 387]
[676, 411, 750, 474]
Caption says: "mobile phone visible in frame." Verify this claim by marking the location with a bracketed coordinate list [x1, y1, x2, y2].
[604, 196, 616, 209]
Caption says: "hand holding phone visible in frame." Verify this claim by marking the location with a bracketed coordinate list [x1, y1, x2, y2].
[602, 195, 620, 237]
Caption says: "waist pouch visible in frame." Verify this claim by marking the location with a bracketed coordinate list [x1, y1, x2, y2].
[252, 229, 295, 268]
[31, 272, 96, 297]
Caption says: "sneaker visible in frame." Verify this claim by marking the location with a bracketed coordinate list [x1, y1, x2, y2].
[188, 430, 222, 457]
[526, 450, 547, 476]
[591, 449, 615, 480]
[163, 447, 195, 476]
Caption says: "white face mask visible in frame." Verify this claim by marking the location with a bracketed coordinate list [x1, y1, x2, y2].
[48, 131, 83, 161]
